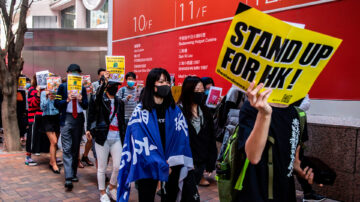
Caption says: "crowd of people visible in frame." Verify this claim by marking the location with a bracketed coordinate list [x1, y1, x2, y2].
[0, 64, 327, 202]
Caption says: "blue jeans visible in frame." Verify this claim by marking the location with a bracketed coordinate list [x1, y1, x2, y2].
[61, 113, 84, 180]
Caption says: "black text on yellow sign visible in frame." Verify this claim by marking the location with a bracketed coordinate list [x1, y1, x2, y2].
[216, 3, 342, 104]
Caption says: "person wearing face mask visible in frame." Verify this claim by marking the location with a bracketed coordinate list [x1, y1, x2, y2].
[178, 76, 217, 189]
[117, 68, 197, 202]
[116, 72, 138, 128]
[201, 77, 219, 118]
[201, 77, 215, 98]
[86, 76, 125, 202]
[54, 64, 88, 191]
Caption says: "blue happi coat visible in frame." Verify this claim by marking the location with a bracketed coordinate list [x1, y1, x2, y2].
[117, 103, 194, 202]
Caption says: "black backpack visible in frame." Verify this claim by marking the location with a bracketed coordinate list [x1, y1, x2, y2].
[213, 90, 244, 142]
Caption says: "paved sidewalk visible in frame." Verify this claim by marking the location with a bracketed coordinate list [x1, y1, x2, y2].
[0, 149, 220, 202]
[0, 137, 338, 202]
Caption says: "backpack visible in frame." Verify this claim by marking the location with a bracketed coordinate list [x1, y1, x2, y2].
[216, 106, 307, 202]
[213, 90, 244, 142]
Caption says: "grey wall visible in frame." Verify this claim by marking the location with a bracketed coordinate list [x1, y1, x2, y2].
[22, 28, 107, 80]
[296, 123, 360, 202]
[308, 99, 360, 119]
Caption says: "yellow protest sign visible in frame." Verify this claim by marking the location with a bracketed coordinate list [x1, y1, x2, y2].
[171, 86, 182, 103]
[18, 77, 26, 91]
[106, 56, 125, 83]
[216, 3, 342, 105]
[67, 75, 82, 96]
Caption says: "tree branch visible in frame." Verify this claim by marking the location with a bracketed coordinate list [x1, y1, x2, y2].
[0, 0, 10, 37]
[9, 0, 16, 22]
[15, 0, 29, 60]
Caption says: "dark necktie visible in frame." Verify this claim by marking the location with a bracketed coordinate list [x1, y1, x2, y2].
[72, 99, 78, 118]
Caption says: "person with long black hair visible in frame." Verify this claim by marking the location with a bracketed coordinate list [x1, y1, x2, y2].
[178, 76, 217, 187]
[117, 68, 197, 202]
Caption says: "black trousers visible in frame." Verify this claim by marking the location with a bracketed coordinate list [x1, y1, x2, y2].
[137, 166, 200, 202]
[25, 123, 33, 153]
[193, 163, 206, 185]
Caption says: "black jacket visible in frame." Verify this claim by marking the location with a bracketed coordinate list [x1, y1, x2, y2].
[183, 105, 217, 172]
[87, 82, 125, 146]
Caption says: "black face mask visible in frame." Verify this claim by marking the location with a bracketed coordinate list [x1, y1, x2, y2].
[155, 85, 171, 98]
[107, 85, 118, 96]
[193, 92, 205, 105]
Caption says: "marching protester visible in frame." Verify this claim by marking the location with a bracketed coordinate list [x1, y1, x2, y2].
[40, 75, 61, 174]
[117, 68, 197, 202]
[55, 64, 88, 191]
[25, 75, 43, 166]
[117, 72, 138, 128]
[178, 76, 217, 188]
[234, 81, 320, 202]
[82, 67, 107, 168]
[87, 74, 125, 202]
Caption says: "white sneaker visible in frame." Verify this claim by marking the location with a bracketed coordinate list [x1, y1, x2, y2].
[106, 185, 117, 201]
[100, 193, 111, 202]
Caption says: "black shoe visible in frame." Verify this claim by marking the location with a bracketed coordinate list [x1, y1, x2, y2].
[64, 181, 73, 191]
[81, 155, 94, 166]
[71, 177, 79, 182]
[49, 164, 61, 174]
[303, 192, 326, 202]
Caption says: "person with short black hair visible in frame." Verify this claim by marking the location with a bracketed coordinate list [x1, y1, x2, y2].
[117, 71, 137, 127]
[178, 76, 217, 189]
[92, 68, 107, 93]
[201, 77, 215, 96]
[55, 64, 88, 191]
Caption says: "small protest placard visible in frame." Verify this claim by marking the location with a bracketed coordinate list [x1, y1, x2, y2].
[106, 56, 125, 83]
[205, 86, 222, 108]
[171, 86, 182, 103]
[46, 77, 62, 94]
[67, 75, 83, 96]
[82, 75, 92, 94]
[134, 84, 143, 102]
[36, 70, 49, 89]
[18, 77, 26, 91]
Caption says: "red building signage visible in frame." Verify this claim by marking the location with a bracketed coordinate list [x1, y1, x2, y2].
[112, 0, 360, 100]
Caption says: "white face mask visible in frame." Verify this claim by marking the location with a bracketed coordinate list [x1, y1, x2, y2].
[70, 72, 80, 76]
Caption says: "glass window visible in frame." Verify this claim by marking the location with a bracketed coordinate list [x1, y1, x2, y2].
[61, 6, 75, 28]
[86, 0, 108, 29]
[33, 16, 57, 28]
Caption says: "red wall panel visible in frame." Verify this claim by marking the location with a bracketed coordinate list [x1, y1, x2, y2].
[112, 0, 359, 100]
